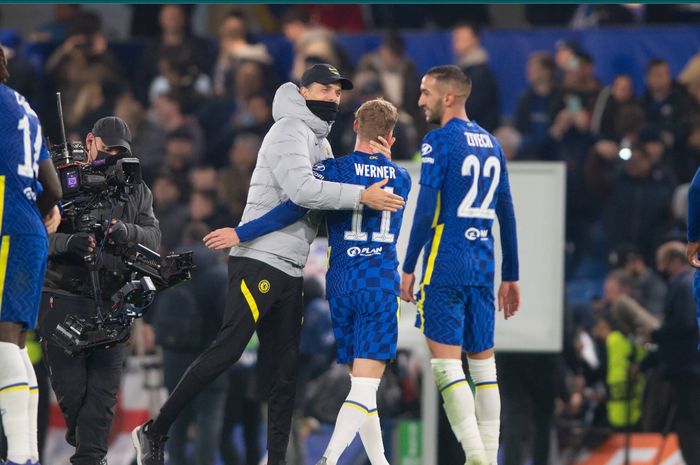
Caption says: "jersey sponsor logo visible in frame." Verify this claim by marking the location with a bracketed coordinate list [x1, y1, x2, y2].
[465, 132, 494, 148]
[313, 171, 325, 180]
[353, 163, 397, 179]
[23, 187, 37, 201]
[465, 227, 489, 241]
[347, 245, 383, 257]
[421, 143, 433, 155]
[313, 162, 325, 171]
[422, 157, 435, 164]
[258, 280, 271, 293]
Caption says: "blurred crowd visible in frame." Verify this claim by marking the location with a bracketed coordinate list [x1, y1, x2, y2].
[2, 4, 700, 465]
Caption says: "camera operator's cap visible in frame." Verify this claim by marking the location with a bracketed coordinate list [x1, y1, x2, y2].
[300, 63, 353, 90]
[91, 116, 132, 154]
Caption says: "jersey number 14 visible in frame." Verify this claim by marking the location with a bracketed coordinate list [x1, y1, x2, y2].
[17, 115, 42, 181]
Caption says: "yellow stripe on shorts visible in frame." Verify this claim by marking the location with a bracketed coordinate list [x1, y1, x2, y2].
[0, 235, 10, 316]
[240, 279, 259, 322]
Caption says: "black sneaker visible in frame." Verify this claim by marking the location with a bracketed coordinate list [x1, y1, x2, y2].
[132, 420, 167, 465]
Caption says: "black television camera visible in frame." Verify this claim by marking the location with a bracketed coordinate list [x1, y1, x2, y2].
[50, 139, 142, 234]
[51, 244, 195, 356]
[48, 93, 195, 355]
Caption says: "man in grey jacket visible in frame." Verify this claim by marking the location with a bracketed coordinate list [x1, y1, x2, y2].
[133, 64, 403, 465]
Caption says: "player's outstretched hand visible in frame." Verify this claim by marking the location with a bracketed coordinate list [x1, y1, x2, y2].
[401, 272, 417, 304]
[687, 241, 700, 268]
[361, 178, 404, 212]
[498, 281, 520, 320]
[203, 227, 240, 250]
[44, 205, 61, 234]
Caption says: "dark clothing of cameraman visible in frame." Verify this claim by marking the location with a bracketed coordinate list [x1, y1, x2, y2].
[38, 117, 161, 465]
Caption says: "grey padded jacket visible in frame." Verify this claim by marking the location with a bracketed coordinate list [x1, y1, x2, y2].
[229, 82, 362, 276]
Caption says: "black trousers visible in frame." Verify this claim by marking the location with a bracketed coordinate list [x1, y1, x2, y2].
[671, 377, 700, 465]
[498, 353, 557, 465]
[152, 257, 303, 465]
[38, 291, 125, 465]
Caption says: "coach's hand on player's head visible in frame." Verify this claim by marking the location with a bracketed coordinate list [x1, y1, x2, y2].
[203, 227, 240, 250]
[687, 241, 700, 268]
[369, 135, 395, 159]
[400, 272, 417, 304]
[498, 281, 520, 320]
[361, 178, 404, 212]
[66, 232, 96, 257]
[43, 205, 61, 234]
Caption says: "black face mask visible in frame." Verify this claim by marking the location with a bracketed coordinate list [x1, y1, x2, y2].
[96, 150, 112, 161]
[306, 100, 339, 122]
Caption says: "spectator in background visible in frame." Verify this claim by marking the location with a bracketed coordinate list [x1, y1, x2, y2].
[190, 165, 219, 192]
[609, 244, 667, 319]
[152, 90, 205, 161]
[584, 103, 648, 203]
[0, 29, 39, 105]
[163, 127, 200, 192]
[493, 125, 522, 161]
[114, 93, 167, 181]
[591, 270, 657, 430]
[642, 59, 690, 152]
[30, 4, 81, 43]
[653, 241, 700, 464]
[151, 172, 189, 254]
[136, 4, 213, 104]
[201, 61, 273, 166]
[356, 31, 423, 134]
[605, 145, 674, 263]
[219, 133, 261, 222]
[514, 51, 563, 160]
[452, 21, 500, 131]
[212, 9, 272, 97]
[45, 11, 126, 133]
[149, 221, 229, 465]
[281, 7, 350, 82]
[188, 189, 233, 231]
[148, 46, 212, 106]
[591, 74, 637, 140]
[679, 60, 700, 181]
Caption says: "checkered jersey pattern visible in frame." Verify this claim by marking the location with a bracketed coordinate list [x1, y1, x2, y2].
[329, 290, 400, 363]
[312, 152, 412, 299]
[415, 284, 495, 352]
[0, 235, 49, 329]
[0, 84, 50, 236]
[418, 119, 512, 288]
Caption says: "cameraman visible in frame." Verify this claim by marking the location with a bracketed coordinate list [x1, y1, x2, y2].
[38, 116, 160, 465]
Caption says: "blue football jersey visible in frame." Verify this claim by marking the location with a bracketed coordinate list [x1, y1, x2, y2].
[312, 152, 412, 298]
[418, 118, 514, 287]
[0, 84, 50, 236]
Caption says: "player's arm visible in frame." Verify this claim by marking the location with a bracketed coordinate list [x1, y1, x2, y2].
[267, 121, 402, 212]
[36, 136, 62, 232]
[204, 160, 339, 250]
[401, 133, 446, 303]
[495, 151, 520, 319]
[687, 168, 700, 268]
